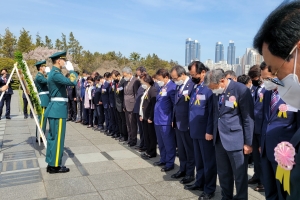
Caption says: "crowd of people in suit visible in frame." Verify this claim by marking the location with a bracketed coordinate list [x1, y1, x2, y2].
[62, 59, 296, 200]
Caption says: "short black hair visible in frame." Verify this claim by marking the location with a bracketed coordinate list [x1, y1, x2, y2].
[260, 61, 267, 70]
[111, 70, 120, 77]
[142, 73, 154, 86]
[87, 76, 93, 81]
[156, 69, 170, 78]
[253, 1, 300, 60]
[1, 69, 8, 73]
[224, 70, 236, 78]
[136, 66, 146, 73]
[104, 72, 112, 78]
[94, 72, 100, 77]
[82, 70, 88, 74]
[188, 61, 207, 74]
[94, 76, 101, 81]
[170, 65, 186, 76]
[237, 74, 251, 85]
[248, 65, 261, 79]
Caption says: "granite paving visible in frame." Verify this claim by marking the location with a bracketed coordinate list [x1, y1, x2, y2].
[0, 90, 265, 200]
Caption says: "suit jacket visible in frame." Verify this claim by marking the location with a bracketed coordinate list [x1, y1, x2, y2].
[141, 86, 157, 121]
[115, 78, 126, 112]
[75, 78, 82, 100]
[253, 86, 266, 134]
[67, 86, 76, 100]
[0, 74, 14, 95]
[154, 80, 176, 126]
[123, 76, 140, 112]
[154, 82, 160, 95]
[173, 78, 194, 131]
[189, 83, 213, 139]
[108, 82, 116, 107]
[212, 81, 254, 151]
[133, 85, 145, 114]
[100, 81, 110, 109]
[261, 90, 300, 163]
[80, 78, 86, 99]
[93, 86, 102, 105]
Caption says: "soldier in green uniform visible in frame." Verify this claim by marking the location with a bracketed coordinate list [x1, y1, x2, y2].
[34, 60, 50, 143]
[44, 51, 78, 174]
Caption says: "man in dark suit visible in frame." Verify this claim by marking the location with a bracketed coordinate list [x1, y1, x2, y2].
[94, 76, 105, 131]
[204, 69, 254, 200]
[133, 66, 146, 151]
[100, 72, 112, 134]
[247, 64, 266, 192]
[185, 61, 217, 200]
[260, 63, 300, 200]
[107, 73, 119, 137]
[170, 65, 195, 184]
[67, 85, 77, 122]
[122, 67, 141, 146]
[112, 71, 128, 141]
[80, 70, 88, 125]
[153, 69, 176, 172]
[0, 69, 14, 119]
[75, 72, 82, 123]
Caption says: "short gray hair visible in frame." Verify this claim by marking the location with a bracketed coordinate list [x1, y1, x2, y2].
[204, 69, 225, 86]
[170, 65, 186, 76]
[122, 66, 132, 74]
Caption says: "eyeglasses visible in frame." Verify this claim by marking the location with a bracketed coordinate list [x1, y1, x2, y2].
[271, 45, 298, 86]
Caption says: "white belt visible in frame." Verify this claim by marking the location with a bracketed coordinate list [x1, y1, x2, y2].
[39, 91, 49, 95]
[51, 97, 68, 102]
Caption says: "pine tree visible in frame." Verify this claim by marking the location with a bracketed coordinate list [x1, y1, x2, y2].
[35, 32, 44, 47]
[17, 28, 34, 53]
[55, 39, 62, 50]
[0, 28, 17, 58]
[45, 36, 53, 48]
[61, 33, 67, 50]
[68, 32, 82, 63]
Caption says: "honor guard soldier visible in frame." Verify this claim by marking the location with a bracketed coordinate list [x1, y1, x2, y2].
[34, 60, 50, 143]
[44, 51, 78, 174]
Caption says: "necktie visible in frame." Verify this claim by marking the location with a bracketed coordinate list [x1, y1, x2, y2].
[219, 94, 224, 110]
[178, 85, 183, 97]
[255, 86, 260, 101]
[270, 90, 278, 113]
[191, 87, 199, 105]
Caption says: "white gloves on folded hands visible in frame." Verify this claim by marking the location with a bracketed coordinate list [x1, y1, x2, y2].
[45, 67, 50, 73]
[65, 61, 74, 71]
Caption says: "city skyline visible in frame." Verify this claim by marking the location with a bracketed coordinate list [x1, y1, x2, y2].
[215, 42, 224, 63]
[185, 38, 201, 66]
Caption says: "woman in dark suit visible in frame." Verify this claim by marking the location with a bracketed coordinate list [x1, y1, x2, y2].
[139, 73, 157, 159]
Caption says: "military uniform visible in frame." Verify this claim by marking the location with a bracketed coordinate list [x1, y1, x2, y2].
[34, 60, 50, 141]
[44, 51, 78, 172]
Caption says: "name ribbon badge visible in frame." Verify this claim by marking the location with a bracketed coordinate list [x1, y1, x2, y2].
[160, 88, 166, 96]
[275, 141, 296, 195]
[278, 104, 288, 118]
[229, 96, 238, 108]
[194, 94, 200, 105]
[259, 93, 264, 102]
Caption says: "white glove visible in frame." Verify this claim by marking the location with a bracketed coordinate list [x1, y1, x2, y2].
[45, 67, 50, 73]
[65, 61, 74, 71]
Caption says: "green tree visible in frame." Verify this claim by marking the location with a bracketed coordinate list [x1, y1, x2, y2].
[35, 32, 44, 47]
[79, 50, 94, 72]
[45, 36, 53, 48]
[129, 52, 141, 62]
[55, 39, 62, 50]
[68, 32, 82, 63]
[0, 28, 17, 58]
[61, 33, 67, 50]
[17, 28, 34, 53]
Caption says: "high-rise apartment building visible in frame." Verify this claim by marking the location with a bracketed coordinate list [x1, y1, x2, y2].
[227, 40, 235, 65]
[215, 42, 224, 63]
[185, 38, 201, 66]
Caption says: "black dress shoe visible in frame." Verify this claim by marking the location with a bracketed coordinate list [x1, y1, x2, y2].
[180, 175, 195, 184]
[171, 171, 186, 179]
[107, 132, 114, 136]
[153, 161, 166, 166]
[118, 137, 124, 141]
[6, 117, 11, 119]
[66, 118, 72, 121]
[24, 116, 28, 119]
[248, 177, 260, 184]
[30, 115, 34, 119]
[184, 184, 203, 191]
[161, 166, 174, 172]
[75, 120, 82, 123]
[47, 165, 66, 172]
[48, 166, 70, 174]
[199, 192, 215, 200]
[112, 134, 120, 138]
[138, 148, 147, 152]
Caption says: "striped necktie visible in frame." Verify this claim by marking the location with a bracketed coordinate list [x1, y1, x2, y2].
[270, 90, 278, 113]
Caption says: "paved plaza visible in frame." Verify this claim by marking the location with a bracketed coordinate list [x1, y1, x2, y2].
[0, 91, 265, 199]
